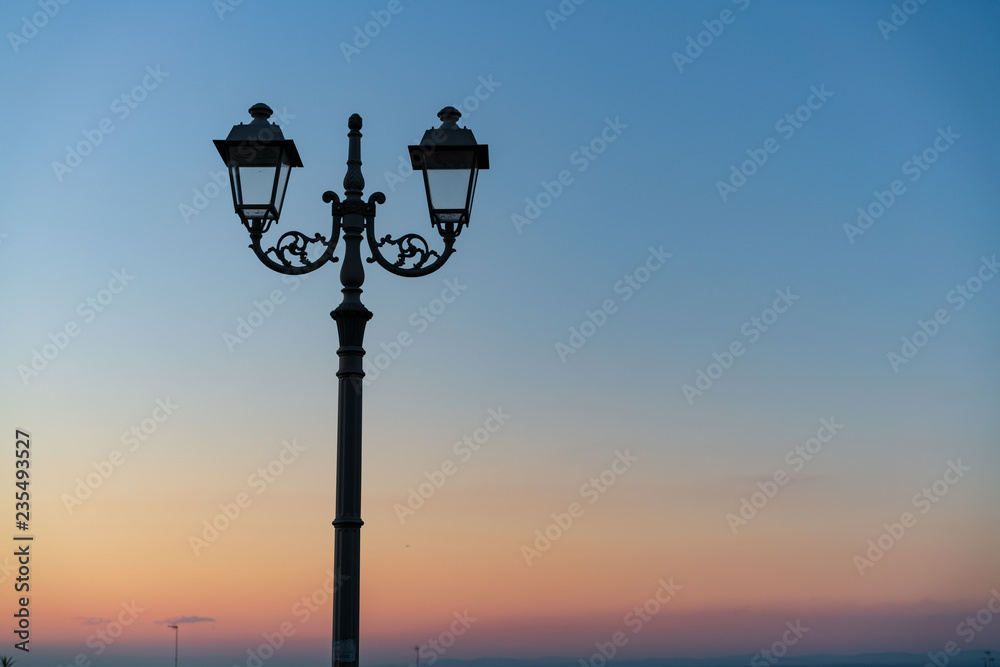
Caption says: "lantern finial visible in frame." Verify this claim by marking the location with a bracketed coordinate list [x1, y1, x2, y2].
[248, 103, 274, 121]
[437, 107, 462, 124]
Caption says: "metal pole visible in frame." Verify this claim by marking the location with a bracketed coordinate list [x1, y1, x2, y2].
[330, 114, 371, 667]
[167, 624, 178, 667]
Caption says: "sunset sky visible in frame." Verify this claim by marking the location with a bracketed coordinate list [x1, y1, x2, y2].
[1, 1, 999, 666]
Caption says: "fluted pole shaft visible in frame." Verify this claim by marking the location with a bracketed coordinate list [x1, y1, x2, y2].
[330, 113, 371, 667]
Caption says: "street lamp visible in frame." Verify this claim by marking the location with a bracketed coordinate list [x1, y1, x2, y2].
[409, 106, 489, 234]
[167, 624, 178, 667]
[214, 103, 489, 667]
[214, 103, 302, 230]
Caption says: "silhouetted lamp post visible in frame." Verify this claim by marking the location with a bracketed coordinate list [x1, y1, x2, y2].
[214, 103, 488, 667]
[167, 624, 178, 667]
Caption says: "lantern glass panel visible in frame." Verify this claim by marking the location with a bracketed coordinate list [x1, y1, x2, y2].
[236, 165, 278, 219]
[425, 167, 472, 214]
[273, 161, 291, 217]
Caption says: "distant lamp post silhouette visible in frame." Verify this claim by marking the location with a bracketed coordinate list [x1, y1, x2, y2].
[214, 104, 489, 667]
[167, 624, 178, 667]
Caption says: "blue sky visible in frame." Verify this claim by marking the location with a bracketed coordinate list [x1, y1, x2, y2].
[1, 1, 998, 666]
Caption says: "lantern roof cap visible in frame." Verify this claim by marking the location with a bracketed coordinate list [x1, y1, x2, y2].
[216, 102, 302, 167]
[409, 107, 489, 170]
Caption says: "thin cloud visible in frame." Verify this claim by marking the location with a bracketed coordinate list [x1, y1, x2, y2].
[156, 615, 215, 625]
[77, 617, 109, 626]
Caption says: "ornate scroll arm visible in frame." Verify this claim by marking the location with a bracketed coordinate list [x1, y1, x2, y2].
[362, 192, 456, 277]
[245, 195, 344, 275]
